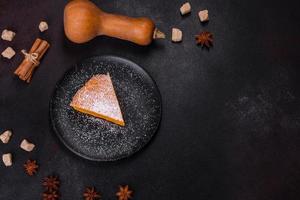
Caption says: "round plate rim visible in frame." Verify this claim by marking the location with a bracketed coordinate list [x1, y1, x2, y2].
[49, 55, 162, 161]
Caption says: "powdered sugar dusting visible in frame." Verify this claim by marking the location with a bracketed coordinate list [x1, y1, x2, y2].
[70, 73, 124, 124]
[50, 56, 161, 161]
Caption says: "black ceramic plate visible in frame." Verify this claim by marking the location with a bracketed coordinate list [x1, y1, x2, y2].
[50, 55, 161, 161]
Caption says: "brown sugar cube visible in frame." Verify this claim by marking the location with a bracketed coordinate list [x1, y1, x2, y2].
[180, 2, 191, 15]
[198, 9, 209, 22]
[1, 47, 15, 59]
[1, 29, 16, 41]
[172, 28, 183, 42]
[2, 153, 12, 167]
[0, 130, 12, 144]
[39, 21, 49, 32]
[20, 139, 35, 152]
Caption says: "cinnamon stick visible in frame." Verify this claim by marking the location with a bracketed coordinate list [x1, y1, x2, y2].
[14, 39, 41, 75]
[30, 38, 42, 53]
[27, 42, 50, 82]
[14, 38, 50, 83]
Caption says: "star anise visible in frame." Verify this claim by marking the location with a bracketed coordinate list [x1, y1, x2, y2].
[116, 185, 133, 200]
[24, 160, 38, 176]
[83, 187, 101, 200]
[43, 176, 60, 192]
[43, 191, 59, 200]
[195, 31, 213, 48]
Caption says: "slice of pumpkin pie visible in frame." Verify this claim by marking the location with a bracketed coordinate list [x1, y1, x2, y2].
[70, 73, 125, 126]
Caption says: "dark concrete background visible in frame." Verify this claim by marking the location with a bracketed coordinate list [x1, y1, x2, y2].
[0, 0, 300, 199]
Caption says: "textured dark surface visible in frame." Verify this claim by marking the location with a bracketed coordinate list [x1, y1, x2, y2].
[50, 56, 161, 161]
[0, 0, 300, 199]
